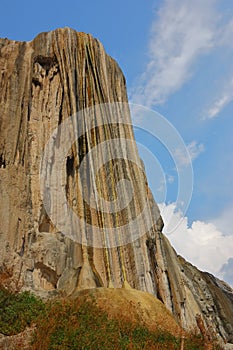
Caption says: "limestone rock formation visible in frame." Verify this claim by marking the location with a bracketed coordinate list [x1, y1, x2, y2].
[0, 28, 232, 346]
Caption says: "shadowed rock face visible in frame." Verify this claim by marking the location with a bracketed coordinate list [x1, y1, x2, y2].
[0, 28, 232, 344]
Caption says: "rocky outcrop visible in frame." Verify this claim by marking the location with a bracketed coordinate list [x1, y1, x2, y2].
[0, 28, 232, 346]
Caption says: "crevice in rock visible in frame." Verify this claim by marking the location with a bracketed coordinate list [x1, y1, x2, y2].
[32, 77, 42, 88]
[57, 90, 64, 125]
[92, 267, 104, 287]
[78, 133, 89, 164]
[18, 232, 25, 257]
[34, 262, 59, 288]
[0, 154, 6, 168]
[27, 100, 31, 121]
[66, 154, 75, 202]
[33, 55, 57, 74]
[66, 154, 75, 178]
[28, 231, 37, 245]
[38, 205, 53, 233]
[165, 270, 175, 314]
[146, 237, 159, 297]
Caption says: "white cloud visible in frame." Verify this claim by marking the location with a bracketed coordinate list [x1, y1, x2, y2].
[187, 141, 205, 161]
[175, 140, 204, 165]
[159, 203, 233, 285]
[205, 78, 233, 119]
[131, 0, 217, 107]
[130, 0, 233, 118]
[211, 205, 233, 236]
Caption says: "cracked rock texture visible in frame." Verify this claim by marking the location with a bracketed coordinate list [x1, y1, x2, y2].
[0, 28, 232, 345]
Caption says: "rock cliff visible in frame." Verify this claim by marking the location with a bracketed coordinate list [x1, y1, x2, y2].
[0, 28, 232, 346]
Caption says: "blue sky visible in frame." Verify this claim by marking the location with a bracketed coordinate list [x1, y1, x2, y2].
[1, 0, 232, 285]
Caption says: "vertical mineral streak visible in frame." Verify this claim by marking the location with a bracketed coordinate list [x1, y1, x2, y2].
[0, 28, 233, 344]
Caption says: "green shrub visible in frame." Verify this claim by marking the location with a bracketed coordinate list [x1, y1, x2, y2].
[0, 286, 45, 335]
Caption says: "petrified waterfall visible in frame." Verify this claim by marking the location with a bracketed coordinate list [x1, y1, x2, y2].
[0, 28, 233, 344]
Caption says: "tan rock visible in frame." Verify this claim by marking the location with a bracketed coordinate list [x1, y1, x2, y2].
[0, 28, 232, 345]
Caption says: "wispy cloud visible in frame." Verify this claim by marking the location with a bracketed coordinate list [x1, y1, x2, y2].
[203, 17, 233, 118]
[205, 78, 233, 119]
[187, 141, 205, 161]
[175, 140, 204, 166]
[131, 0, 218, 107]
[217, 18, 233, 47]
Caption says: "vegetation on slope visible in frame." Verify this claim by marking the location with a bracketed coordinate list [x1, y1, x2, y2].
[0, 286, 45, 335]
[0, 285, 223, 350]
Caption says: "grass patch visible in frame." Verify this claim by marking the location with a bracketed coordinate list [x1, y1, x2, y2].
[31, 298, 181, 350]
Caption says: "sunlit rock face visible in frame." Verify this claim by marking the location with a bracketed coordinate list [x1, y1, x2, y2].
[0, 28, 232, 344]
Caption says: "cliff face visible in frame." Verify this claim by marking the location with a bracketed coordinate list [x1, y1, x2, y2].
[0, 28, 232, 345]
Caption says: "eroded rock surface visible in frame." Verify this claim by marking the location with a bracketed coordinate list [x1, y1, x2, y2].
[0, 28, 232, 345]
